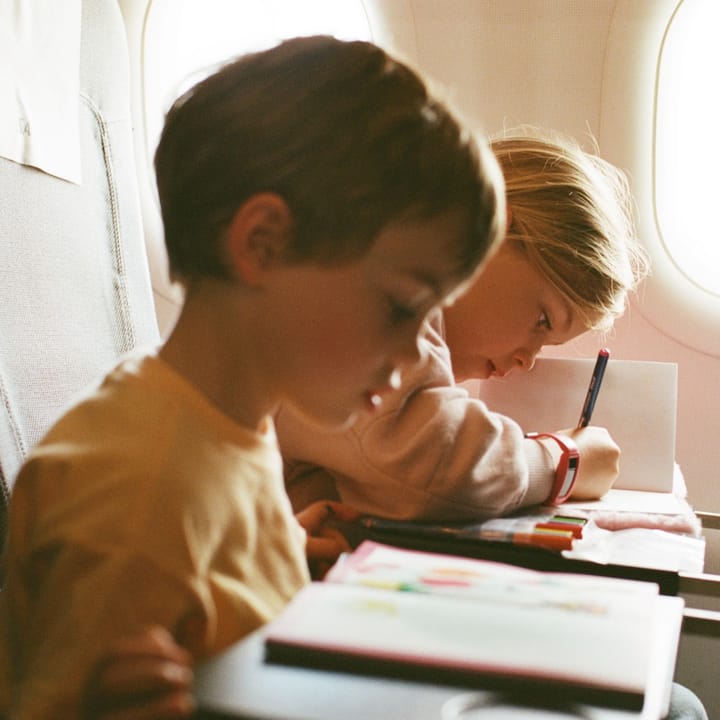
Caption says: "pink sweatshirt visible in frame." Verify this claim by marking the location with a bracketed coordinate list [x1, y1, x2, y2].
[276, 312, 556, 521]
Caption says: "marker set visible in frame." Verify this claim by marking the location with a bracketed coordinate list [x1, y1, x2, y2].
[476, 513, 587, 551]
[360, 513, 589, 553]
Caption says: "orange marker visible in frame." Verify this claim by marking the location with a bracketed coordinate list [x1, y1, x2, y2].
[478, 527, 574, 551]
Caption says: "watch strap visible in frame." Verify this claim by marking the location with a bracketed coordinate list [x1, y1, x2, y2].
[525, 432, 580, 505]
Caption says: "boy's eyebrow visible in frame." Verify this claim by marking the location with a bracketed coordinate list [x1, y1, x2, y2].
[403, 268, 455, 301]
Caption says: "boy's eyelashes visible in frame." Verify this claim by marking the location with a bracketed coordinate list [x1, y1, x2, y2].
[388, 297, 421, 326]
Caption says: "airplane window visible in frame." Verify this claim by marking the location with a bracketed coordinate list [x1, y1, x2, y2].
[655, 0, 720, 297]
[588, 0, 720, 355]
[142, 0, 372, 163]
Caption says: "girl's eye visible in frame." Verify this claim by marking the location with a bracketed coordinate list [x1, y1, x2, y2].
[389, 298, 419, 325]
[536, 310, 552, 331]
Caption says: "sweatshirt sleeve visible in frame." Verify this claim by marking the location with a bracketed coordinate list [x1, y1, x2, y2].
[278, 317, 556, 521]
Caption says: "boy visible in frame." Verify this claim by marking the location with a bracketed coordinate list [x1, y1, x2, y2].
[0, 36, 504, 718]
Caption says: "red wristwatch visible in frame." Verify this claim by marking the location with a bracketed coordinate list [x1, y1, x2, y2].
[525, 432, 580, 505]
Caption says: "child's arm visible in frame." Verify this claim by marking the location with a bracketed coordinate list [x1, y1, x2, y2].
[83, 626, 194, 720]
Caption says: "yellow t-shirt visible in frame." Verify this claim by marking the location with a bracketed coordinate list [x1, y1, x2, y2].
[0, 354, 309, 719]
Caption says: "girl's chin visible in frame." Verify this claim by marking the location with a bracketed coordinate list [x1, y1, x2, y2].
[459, 368, 491, 381]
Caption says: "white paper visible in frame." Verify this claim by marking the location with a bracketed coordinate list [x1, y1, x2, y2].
[0, 0, 82, 183]
[474, 357, 678, 492]
[563, 488, 691, 515]
[564, 526, 705, 573]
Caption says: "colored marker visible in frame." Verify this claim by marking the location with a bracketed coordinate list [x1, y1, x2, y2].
[359, 517, 574, 551]
[578, 348, 610, 427]
[472, 527, 575, 551]
[535, 514, 587, 539]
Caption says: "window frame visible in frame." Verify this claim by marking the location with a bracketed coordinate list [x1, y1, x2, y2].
[600, 0, 720, 358]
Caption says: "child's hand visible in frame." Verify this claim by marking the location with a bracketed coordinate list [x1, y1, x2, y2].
[83, 626, 194, 720]
[562, 426, 620, 500]
[295, 500, 360, 579]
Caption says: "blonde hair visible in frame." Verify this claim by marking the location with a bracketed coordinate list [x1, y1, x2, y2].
[491, 129, 649, 331]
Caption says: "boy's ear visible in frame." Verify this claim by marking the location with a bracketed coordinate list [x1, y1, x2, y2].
[226, 193, 293, 285]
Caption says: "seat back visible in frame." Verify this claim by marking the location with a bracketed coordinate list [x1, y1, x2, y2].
[0, 0, 160, 544]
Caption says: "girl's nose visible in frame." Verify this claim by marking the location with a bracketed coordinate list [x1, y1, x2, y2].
[513, 347, 538, 372]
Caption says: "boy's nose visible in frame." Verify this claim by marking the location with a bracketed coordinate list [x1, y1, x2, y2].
[387, 333, 426, 384]
[397, 332, 425, 369]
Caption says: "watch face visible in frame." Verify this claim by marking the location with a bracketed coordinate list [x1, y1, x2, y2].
[559, 459, 579, 497]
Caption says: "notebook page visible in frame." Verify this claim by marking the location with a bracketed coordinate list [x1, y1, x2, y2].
[473, 357, 677, 492]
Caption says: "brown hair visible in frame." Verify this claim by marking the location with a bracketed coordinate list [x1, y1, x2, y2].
[155, 36, 504, 284]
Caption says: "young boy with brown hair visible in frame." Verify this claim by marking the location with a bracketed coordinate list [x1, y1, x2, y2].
[0, 35, 504, 718]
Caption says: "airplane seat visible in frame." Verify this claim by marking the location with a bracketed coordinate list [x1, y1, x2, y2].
[0, 0, 160, 550]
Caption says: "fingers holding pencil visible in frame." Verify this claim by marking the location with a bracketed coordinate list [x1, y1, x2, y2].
[561, 425, 620, 500]
[555, 348, 618, 500]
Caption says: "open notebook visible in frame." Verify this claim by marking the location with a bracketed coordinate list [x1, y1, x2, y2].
[472, 357, 685, 514]
[265, 541, 684, 713]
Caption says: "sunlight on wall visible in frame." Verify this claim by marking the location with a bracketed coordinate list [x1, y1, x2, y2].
[142, 0, 372, 161]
